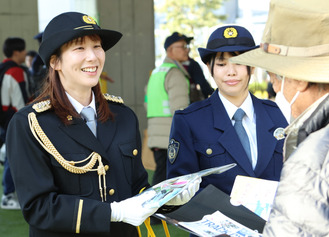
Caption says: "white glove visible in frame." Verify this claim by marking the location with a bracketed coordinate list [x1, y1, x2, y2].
[165, 177, 201, 206]
[110, 191, 158, 226]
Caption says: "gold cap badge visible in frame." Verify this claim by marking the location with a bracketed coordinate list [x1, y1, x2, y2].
[223, 27, 238, 38]
[82, 15, 97, 25]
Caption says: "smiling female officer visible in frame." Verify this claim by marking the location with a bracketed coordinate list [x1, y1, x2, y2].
[167, 25, 288, 195]
[6, 12, 200, 237]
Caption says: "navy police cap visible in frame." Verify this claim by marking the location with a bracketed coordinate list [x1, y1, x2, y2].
[198, 25, 259, 64]
[39, 12, 122, 66]
[164, 32, 193, 50]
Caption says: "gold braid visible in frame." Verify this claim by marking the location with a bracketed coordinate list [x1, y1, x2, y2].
[28, 112, 107, 201]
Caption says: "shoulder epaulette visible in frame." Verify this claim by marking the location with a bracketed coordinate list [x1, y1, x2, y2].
[262, 99, 278, 108]
[103, 93, 124, 104]
[32, 99, 52, 113]
[176, 99, 211, 115]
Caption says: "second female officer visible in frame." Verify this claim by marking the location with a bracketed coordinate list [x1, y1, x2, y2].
[167, 25, 288, 195]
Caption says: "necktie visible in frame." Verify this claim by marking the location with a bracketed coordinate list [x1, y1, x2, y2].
[233, 108, 252, 164]
[81, 107, 97, 137]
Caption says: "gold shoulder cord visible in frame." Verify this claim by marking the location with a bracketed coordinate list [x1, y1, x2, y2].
[26, 95, 124, 202]
[28, 111, 107, 202]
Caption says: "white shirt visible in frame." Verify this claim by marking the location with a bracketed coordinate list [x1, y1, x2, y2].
[218, 91, 258, 169]
[65, 91, 97, 117]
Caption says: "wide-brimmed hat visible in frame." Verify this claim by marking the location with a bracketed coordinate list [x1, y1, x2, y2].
[164, 32, 193, 50]
[198, 25, 259, 64]
[230, 0, 329, 83]
[39, 12, 122, 66]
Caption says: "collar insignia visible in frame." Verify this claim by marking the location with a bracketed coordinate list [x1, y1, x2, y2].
[273, 127, 285, 140]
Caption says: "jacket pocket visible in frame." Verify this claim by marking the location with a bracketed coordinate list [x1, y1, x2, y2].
[194, 142, 228, 170]
[119, 141, 138, 185]
[50, 153, 94, 196]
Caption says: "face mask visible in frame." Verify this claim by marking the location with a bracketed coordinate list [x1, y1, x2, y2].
[275, 77, 300, 123]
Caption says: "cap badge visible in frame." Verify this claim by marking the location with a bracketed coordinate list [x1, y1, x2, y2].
[82, 15, 97, 25]
[223, 27, 238, 38]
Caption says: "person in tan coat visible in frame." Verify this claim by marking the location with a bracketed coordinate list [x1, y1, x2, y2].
[146, 32, 190, 188]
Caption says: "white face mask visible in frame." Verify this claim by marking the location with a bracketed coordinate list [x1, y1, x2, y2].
[275, 77, 300, 123]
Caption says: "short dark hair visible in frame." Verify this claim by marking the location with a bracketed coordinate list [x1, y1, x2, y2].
[3, 37, 26, 58]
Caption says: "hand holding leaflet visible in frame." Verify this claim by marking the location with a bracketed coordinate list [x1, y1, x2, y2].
[110, 191, 158, 226]
[165, 177, 201, 206]
[141, 163, 237, 209]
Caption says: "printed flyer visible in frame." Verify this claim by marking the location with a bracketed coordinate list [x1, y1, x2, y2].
[140, 163, 237, 209]
[179, 211, 262, 237]
[230, 175, 279, 221]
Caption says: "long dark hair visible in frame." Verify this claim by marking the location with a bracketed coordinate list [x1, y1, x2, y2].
[34, 35, 113, 125]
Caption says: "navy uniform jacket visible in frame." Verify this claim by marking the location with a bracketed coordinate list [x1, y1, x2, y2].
[167, 90, 288, 195]
[6, 97, 149, 237]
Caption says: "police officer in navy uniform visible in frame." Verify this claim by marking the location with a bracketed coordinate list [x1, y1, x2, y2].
[167, 25, 288, 195]
[6, 12, 200, 237]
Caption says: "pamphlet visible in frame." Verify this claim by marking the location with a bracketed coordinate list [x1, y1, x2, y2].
[141, 163, 237, 208]
[230, 175, 279, 221]
[153, 184, 266, 235]
[179, 211, 262, 237]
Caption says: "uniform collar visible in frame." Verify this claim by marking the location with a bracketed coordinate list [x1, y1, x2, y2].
[66, 91, 96, 115]
[218, 90, 254, 121]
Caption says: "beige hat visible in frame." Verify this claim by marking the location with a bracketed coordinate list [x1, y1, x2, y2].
[230, 0, 329, 83]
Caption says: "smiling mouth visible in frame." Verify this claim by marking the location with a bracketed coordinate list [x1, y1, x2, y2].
[81, 67, 97, 72]
[225, 79, 240, 85]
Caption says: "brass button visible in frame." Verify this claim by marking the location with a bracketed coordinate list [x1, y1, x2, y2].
[104, 165, 109, 171]
[206, 148, 213, 155]
[109, 189, 115, 196]
[133, 149, 138, 156]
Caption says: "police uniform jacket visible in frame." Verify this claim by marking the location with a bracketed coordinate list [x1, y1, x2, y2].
[6, 97, 149, 237]
[167, 89, 288, 195]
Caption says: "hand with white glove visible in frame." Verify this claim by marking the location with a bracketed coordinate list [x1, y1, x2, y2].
[165, 177, 201, 206]
[110, 191, 158, 226]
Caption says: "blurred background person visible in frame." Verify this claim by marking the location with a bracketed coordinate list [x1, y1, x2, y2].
[146, 32, 191, 188]
[0, 37, 30, 210]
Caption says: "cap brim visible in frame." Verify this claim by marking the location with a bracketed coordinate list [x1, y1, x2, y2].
[186, 37, 194, 44]
[230, 48, 329, 83]
[198, 45, 259, 64]
[39, 29, 122, 65]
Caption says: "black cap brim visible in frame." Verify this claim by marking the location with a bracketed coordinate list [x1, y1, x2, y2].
[39, 29, 122, 66]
